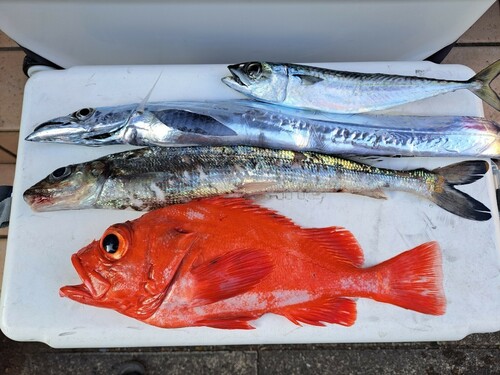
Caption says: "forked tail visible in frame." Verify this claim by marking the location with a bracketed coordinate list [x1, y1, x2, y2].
[468, 59, 500, 111]
[430, 160, 491, 221]
[367, 241, 446, 315]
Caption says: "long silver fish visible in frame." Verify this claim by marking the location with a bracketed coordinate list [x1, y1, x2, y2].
[222, 61, 500, 114]
[26, 100, 500, 157]
[23, 145, 491, 221]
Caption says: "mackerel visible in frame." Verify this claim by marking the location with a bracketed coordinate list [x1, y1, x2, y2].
[222, 61, 500, 114]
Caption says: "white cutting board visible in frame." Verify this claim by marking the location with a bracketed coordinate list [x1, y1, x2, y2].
[1, 62, 500, 348]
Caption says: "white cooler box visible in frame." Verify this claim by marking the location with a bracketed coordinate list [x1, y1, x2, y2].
[0, 61, 499, 348]
[0, 1, 496, 66]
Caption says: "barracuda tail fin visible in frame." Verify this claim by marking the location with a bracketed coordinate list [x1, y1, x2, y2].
[430, 160, 491, 221]
[468, 59, 500, 111]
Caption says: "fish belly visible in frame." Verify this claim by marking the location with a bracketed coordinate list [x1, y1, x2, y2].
[286, 79, 470, 113]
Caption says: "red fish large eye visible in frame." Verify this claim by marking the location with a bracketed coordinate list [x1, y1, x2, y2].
[100, 225, 130, 261]
[103, 234, 119, 253]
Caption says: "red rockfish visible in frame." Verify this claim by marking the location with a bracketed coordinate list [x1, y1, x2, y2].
[60, 198, 446, 329]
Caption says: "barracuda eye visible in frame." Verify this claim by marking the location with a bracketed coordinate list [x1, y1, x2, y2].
[100, 226, 130, 260]
[50, 166, 71, 181]
[73, 107, 95, 121]
[244, 62, 262, 79]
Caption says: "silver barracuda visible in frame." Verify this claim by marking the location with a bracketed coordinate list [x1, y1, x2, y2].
[222, 61, 500, 114]
[26, 100, 500, 157]
[23, 145, 491, 221]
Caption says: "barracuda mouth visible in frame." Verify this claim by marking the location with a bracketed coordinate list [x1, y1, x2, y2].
[23, 185, 85, 212]
[22, 190, 54, 211]
[59, 254, 110, 304]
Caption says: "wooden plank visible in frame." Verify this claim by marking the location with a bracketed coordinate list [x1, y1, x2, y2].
[0, 131, 19, 156]
[0, 29, 18, 48]
[458, 1, 500, 44]
[0, 163, 15, 185]
[0, 149, 15, 163]
[443, 46, 500, 123]
[0, 51, 27, 131]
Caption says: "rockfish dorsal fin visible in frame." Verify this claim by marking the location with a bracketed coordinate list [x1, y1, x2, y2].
[203, 198, 364, 267]
[202, 197, 298, 228]
[302, 227, 364, 267]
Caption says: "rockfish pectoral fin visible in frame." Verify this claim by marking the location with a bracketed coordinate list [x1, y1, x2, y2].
[278, 296, 357, 327]
[191, 249, 273, 304]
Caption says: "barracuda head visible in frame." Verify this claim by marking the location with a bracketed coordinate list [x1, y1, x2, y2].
[23, 160, 109, 211]
[222, 62, 288, 104]
[26, 106, 134, 146]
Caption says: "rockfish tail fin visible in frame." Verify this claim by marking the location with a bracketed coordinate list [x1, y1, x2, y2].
[369, 241, 446, 315]
[430, 160, 491, 221]
[468, 59, 500, 111]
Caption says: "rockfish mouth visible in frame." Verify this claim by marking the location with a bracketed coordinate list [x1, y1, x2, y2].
[60, 253, 110, 303]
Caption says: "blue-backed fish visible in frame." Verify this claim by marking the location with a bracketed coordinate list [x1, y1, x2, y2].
[222, 61, 500, 113]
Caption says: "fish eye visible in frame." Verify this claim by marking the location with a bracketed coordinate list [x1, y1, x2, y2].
[50, 166, 71, 181]
[103, 234, 119, 254]
[74, 107, 95, 121]
[100, 226, 130, 261]
[244, 62, 262, 79]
